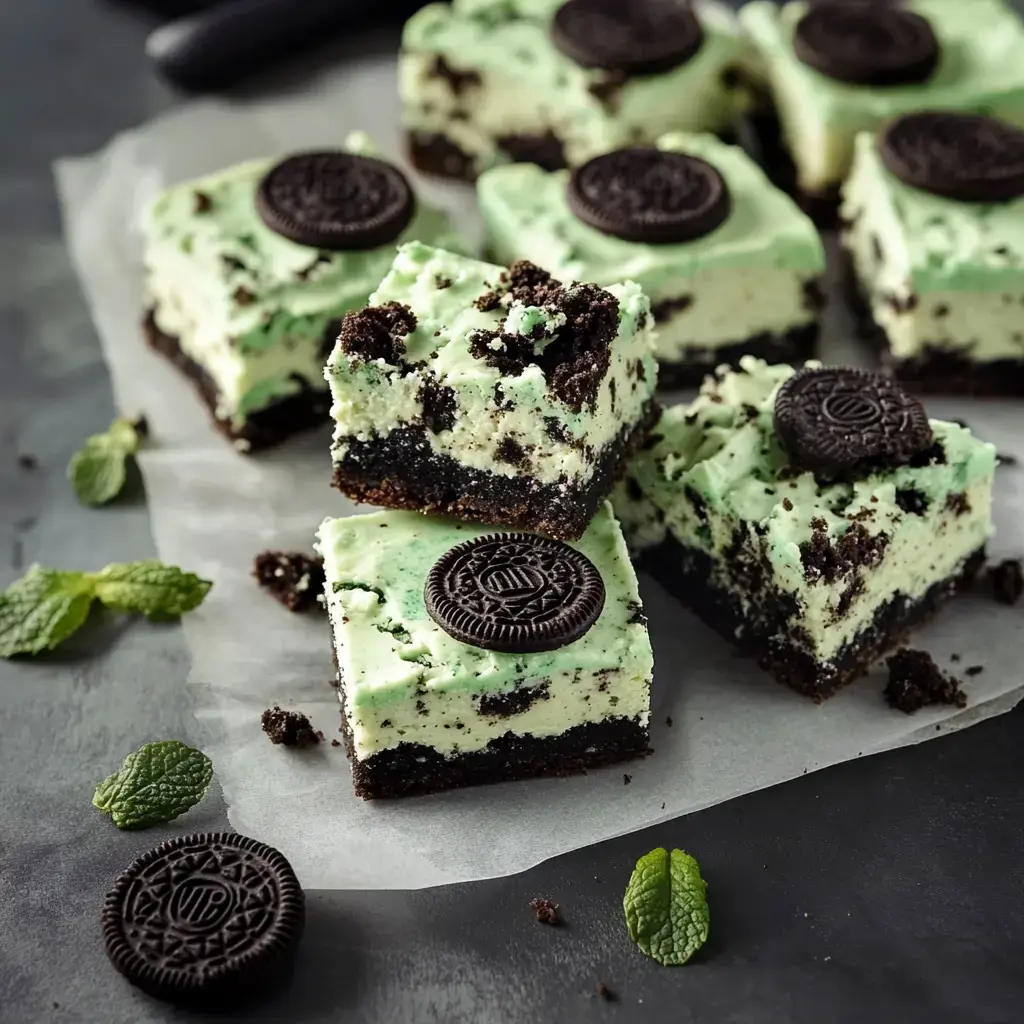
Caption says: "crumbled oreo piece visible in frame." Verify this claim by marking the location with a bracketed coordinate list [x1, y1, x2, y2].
[551, 0, 703, 74]
[774, 366, 932, 479]
[256, 151, 414, 250]
[529, 897, 560, 925]
[419, 377, 458, 434]
[338, 302, 416, 366]
[253, 551, 325, 612]
[793, 4, 939, 86]
[17, 453, 38, 471]
[261, 706, 322, 748]
[884, 649, 967, 714]
[425, 533, 605, 653]
[193, 190, 213, 214]
[880, 112, 1024, 203]
[988, 558, 1023, 605]
[595, 981, 616, 1001]
[102, 832, 304, 1006]
[567, 147, 730, 244]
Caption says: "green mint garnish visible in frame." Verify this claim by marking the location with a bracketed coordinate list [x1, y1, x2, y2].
[623, 848, 710, 966]
[93, 740, 213, 830]
[67, 416, 144, 507]
[0, 560, 212, 658]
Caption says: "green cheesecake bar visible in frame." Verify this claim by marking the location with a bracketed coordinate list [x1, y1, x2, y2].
[741, 0, 1024, 222]
[142, 133, 463, 451]
[400, 0, 754, 181]
[841, 114, 1024, 396]
[613, 357, 995, 701]
[316, 504, 653, 799]
[479, 133, 826, 387]
[324, 241, 659, 540]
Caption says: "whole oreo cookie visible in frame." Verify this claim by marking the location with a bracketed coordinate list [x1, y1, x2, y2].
[773, 366, 933, 478]
[567, 147, 730, 244]
[880, 112, 1024, 203]
[551, 0, 703, 75]
[256, 151, 414, 251]
[793, 4, 939, 87]
[424, 533, 606, 653]
[103, 832, 304, 1006]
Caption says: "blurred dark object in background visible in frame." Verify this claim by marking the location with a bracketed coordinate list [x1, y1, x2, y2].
[118, 0, 427, 91]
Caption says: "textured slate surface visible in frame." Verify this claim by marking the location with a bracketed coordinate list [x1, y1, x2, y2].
[1, 3, 1023, 1022]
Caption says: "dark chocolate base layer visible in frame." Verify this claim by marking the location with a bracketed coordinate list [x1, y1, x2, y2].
[840, 258, 1024, 397]
[657, 321, 819, 391]
[331, 398, 660, 541]
[638, 536, 985, 702]
[143, 310, 333, 451]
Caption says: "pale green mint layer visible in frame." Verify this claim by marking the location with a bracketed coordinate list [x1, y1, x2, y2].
[325, 242, 658, 487]
[619, 356, 995, 573]
[742, 0, 1024, 190]
[401, 0, 754, 169]
[315, 503, 653, 711]
[478, 131, 826, 296]
[144, 133, 465, 420]
[842, 130, 1024, 295]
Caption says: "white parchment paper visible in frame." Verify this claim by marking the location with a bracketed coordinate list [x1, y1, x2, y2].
[55, 56, 1024, 889]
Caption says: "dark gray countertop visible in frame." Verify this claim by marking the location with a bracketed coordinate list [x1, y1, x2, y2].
[2, 3, 1023, 1022]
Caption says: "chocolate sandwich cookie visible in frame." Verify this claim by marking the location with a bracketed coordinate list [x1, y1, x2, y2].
[425, 533, 606, 653]
[103, 832, 305, 1007]
[879, 111, 1024, 203]
[793, 4, 939, 87]
[256, 151, 414, 251]
[551, 0, 704, 75]
[567, 147, 731, 244]
[773, 366, 932, 478]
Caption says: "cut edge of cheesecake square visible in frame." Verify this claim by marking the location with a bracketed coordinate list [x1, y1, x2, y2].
[613, 357, 995, 701]
[478, 131, 826, 389]
[841, 129, 1024, 397]
[324, 241, 659, 541]
[315, 503, 654, 799]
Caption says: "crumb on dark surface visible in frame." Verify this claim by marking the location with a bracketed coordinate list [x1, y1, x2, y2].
[884, 649, 967, 714]
[965, 665, 984, 676]
[623, 773, 632, 786]
[253, 551, 325, 612]
[331, 738, 342, 747]
[595, 981, 616, 1001]
[951, 653, 961, 662]
[529, 897, 560, 925]
[988, 558, 1023, 606]
[16, 453, 37, 470]
[665, 715, 673, 727]
[997, 451, 1019, 467]
[261, 705, 322, 747]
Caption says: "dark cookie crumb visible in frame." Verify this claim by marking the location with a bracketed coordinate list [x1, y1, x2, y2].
[17, 453, 38, 471]
[595, 981, 616, 1001]
[529, 897, 560, 925]
[495, 436, 529, 467]
[131, 414, 150, 440]
[626, 600, 646, 626]
[944, 492, 971, 516]
[781, 497, 793, 511]
[339, 302, 417, 366]
[884, 649, 967, 714]
[478, 682, 550, 718]
[419, 378, 458, 434]
[965, 665, 984, 676]
[895, 488, 928, 515]
[623, 773, 632, 785]
[435, 275, 453, 289]
[988, 558, 1023, 605]
[233, 285, 257, 306]
[261, 705, 322, 747]
[665, 715, 673, 727]
[253, 551, 325, 612]
[950, 653, 961, 662]
[997, 451, 1019, 467]
[474, 290, 503, 312]
[193, 190, 213, 213]
[331, 738, 342, 747]
[801, 522, 888, 585]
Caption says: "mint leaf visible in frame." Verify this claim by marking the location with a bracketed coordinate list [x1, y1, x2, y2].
[0, 566, 95, 657]
[90, 561, 212, 620]
[68, 417, 143, 507]
[623, 847, 709, 966]
[92, 739, 213, 830]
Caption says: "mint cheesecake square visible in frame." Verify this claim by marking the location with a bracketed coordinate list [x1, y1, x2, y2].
[613, 358, 995, 701]
[142, 133, 463, 451]
[478, 133, 826, 388]
[400, 0, 753, 181]
[741, 0, 1024, 222]
[316, 504, 654, 799]
[324, 241, 659, 541]
[841, 113, 1024, 396]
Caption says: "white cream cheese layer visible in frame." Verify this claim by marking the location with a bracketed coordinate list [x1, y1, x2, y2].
[325, 242, 658, 487]
[401, 0, 753, 174]
[316, 505, 653, 759]
[143, 133, 464, 424]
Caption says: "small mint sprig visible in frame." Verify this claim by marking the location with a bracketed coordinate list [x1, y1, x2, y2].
[0, 560, 212, 658]
[93, 740, 213, 830]
[67, 416, 146, 507]
[623, 847, 710, 966]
